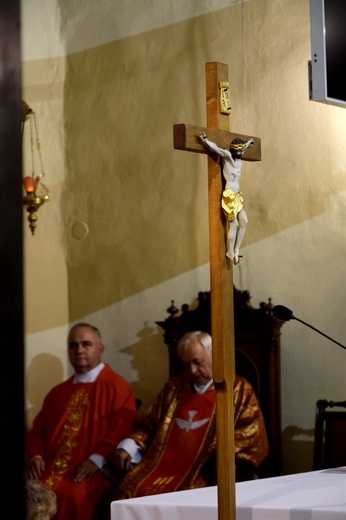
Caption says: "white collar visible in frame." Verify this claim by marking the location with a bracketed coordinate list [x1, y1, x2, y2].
[73, 363, 105, 383]
[194, 379, 213, 394]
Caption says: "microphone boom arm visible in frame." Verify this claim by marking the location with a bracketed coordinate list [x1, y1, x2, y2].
[293, 317, 346, 351]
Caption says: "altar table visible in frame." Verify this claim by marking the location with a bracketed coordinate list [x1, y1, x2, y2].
[111, 468, 346, 520]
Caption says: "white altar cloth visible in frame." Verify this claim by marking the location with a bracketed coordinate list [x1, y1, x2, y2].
[111, 468, 346, 520]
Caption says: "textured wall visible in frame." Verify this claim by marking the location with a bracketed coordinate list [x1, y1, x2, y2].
[22, 0, 346, 474]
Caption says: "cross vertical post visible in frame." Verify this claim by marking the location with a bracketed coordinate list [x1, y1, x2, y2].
[173, 62, 261, 520]
[205, 61, 236, 520]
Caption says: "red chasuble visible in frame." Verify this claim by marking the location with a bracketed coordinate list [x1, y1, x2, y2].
[134, 387, 215, 496]
[115, 375, 269, 500]
[26, 365, 138, 520]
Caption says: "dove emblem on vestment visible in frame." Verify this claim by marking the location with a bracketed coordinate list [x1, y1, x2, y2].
[175, 410, 209, 432]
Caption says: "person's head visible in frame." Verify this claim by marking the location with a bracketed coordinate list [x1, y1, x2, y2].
[177, 331, 213, 386]
[67, 322, 104, 374]
[25, 479, 57, 520]
[229, 137, 247, 159]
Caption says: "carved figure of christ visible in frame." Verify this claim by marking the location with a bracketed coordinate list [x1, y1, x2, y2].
[173, 62, 261, 520]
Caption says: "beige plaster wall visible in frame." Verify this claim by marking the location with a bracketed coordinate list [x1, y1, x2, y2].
[22, 0, 346, 474]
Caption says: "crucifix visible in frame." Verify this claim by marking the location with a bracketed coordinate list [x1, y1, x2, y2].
[173, 62, 261, 520]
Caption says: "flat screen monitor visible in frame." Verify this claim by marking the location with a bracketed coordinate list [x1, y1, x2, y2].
[309, 0, 346, 108]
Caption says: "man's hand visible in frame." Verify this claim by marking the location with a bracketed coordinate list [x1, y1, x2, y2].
[198, 132, 207, 140]
[113, 448, 132, 472]
[73, 458, 98, 482]
[27, 456, 45, 480]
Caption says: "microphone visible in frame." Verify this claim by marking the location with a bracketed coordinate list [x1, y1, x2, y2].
[272, 305, 295, 321]
[272, 304, 346, 351]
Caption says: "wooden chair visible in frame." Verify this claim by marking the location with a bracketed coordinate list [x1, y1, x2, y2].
[156, 287, 284, 477]
[313, 399, 346, 470]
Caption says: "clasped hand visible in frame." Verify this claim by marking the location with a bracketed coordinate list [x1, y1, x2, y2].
[27, 456, 99, 482]
[113, 448, 132, 472]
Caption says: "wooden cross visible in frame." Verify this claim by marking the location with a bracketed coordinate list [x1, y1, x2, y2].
[173, 62, 261, 520]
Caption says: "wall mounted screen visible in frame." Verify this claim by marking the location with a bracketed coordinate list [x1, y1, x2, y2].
[309, 0, 346, 108]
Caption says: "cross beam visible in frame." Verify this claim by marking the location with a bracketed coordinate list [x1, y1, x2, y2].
[174, 123, 261, 162]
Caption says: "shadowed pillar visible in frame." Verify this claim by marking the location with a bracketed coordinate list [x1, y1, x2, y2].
[0, 1, 25, 517]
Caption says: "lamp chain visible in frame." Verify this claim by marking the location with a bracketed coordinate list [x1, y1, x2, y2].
[33, 111, 45, 179]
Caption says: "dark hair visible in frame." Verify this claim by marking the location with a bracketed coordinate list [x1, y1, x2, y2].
[231, 137, 245, 145]
[68, 322, 102, 342]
